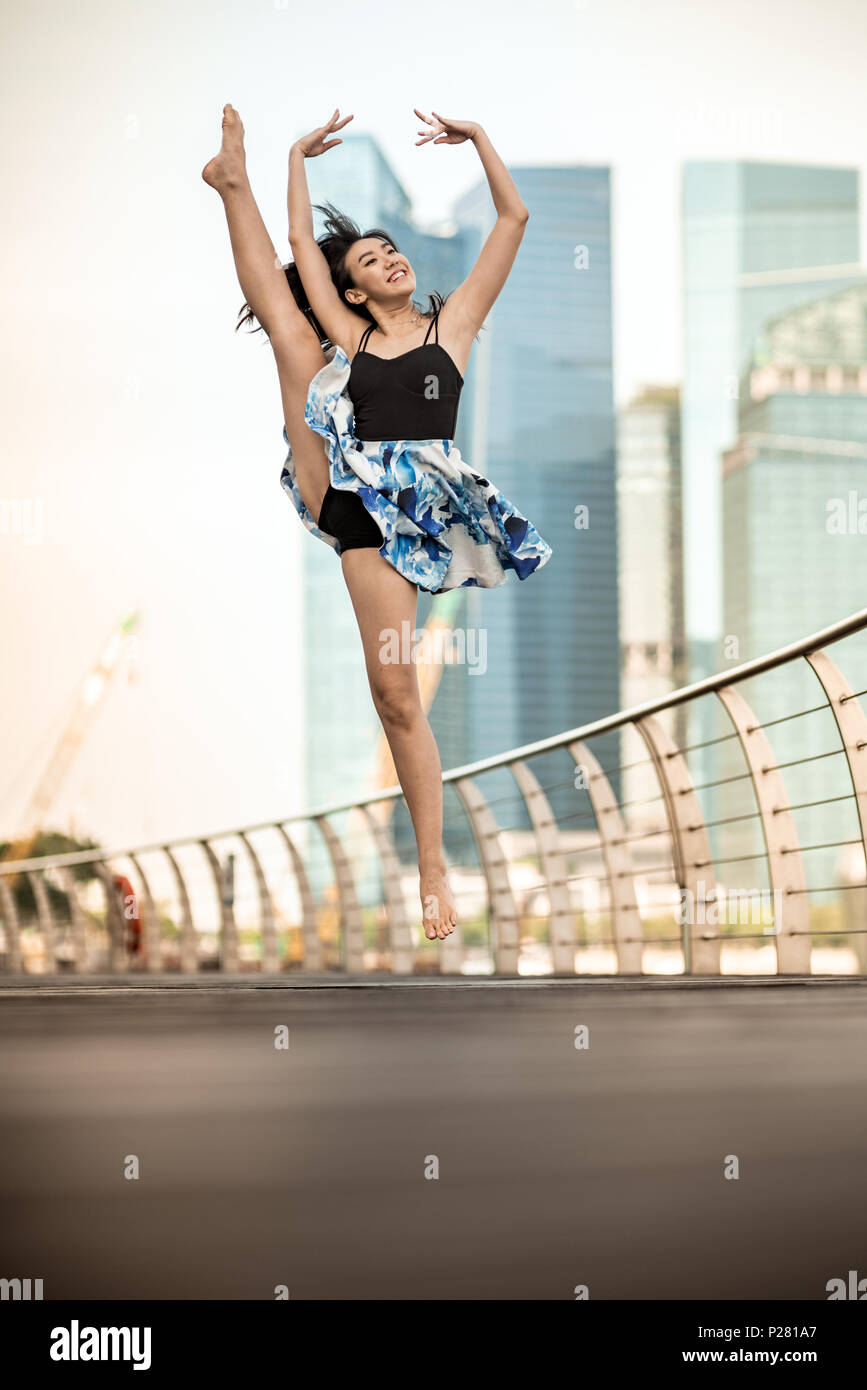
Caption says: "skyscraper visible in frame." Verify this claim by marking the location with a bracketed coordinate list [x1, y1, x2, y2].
[719, 278, 867, 897]
[724, 279, 867, 652]
[617, 385, 687, 821]
[430, 164, 621, 836]
[681, 161, 862, 658]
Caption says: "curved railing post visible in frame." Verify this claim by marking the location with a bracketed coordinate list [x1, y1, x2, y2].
[238, 832, 279, 973]
[805, 648, 867, 866]
[163, 847, 198, 973]
[805, 649, 867, 973]
[453, 775, 520, 975]
[276, 825, 321, 972]
[128, 854, 163, 973]
[510, 758, 575, 974]
[716, 686, 810, 973]
[93, 863, 127, 972]
[0, 877, 23, 973]
[568, 740, 644, 974]
[315, 814, 365, 972]
[360, 803, 414, 975]
[634, 715, 721, 974]
[200, 840, 239, 973]
[59, 868, 89, 972]
[29, 870, 57, 972]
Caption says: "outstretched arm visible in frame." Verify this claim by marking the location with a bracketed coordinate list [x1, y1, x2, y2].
[288, 110, 365, 353]
[415, 111, 529, 338]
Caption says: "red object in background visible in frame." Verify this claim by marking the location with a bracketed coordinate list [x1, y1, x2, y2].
[113, 873, 143, 956]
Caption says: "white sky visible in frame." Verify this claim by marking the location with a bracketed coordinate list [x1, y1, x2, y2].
[2, 0, 866, 849]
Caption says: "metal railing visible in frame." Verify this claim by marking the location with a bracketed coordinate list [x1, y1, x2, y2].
[3, 607, 867, 977]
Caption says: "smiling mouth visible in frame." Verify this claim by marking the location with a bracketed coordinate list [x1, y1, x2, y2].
[387, 269, 407, 283]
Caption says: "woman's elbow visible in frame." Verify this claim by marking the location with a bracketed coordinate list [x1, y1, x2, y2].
[288, 228, 315, 249]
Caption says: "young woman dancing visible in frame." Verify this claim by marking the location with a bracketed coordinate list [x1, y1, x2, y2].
[202, 105, 552, 946]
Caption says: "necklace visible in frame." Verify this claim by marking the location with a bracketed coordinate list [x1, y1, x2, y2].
[372, 306, 426, 338]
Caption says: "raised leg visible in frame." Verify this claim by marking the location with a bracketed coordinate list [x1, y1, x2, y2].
[340, 549, 458, 941]
[203, 104, 330, 521]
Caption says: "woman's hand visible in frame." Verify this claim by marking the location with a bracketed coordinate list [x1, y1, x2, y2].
[293, 108, 353, 158]
[413, 109, 480, 146]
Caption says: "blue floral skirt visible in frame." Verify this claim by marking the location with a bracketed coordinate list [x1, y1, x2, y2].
[280, 345, 553, 595]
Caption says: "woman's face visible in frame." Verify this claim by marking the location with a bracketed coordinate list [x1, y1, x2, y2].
[346, 236, 416, 308]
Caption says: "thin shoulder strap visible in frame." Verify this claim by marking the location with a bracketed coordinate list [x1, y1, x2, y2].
[359, 321, 376, 352]
[422, 310, 439, 345]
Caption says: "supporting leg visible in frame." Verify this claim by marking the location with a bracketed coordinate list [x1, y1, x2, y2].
[340, 549, 457, 941]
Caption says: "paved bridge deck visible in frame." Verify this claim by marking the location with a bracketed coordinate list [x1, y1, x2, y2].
[1, 975, 865, 1299]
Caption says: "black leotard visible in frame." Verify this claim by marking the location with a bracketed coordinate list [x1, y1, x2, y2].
[318, 309, 463, 551]
[348, 309, 463, 443]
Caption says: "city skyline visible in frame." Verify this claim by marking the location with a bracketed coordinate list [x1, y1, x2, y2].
[3, 0, 867, 850]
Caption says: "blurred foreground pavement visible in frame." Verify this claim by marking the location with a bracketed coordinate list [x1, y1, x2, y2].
[1, 975, 865, 1300]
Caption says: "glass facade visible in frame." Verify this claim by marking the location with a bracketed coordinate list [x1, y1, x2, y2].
[725, 280, 867, 650]
[430, 165, 621, 832]
[617, 386, 687, 815]
[681, 160, 861, 653]
[719, 280, 867, 895]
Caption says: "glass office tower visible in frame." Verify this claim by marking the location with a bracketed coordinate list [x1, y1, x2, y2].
[719, 280, 867, 898]
[429, 164, 621, 837]
[725, 279, 867, 650]
[617, 385, 687, 824]
[681, 161, 861, 658]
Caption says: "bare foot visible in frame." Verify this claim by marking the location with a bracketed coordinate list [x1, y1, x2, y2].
[202, 103, 247, 192]
[419, 861, 457, 941]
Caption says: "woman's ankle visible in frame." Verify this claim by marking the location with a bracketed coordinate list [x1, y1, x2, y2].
[220, 168, 251, 198]
[419, 854, 448, 876]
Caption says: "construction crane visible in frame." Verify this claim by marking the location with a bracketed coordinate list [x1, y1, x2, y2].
[1, 611, 140, 873]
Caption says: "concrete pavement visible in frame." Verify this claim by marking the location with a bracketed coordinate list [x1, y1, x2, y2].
[1, 975, 865, 1299]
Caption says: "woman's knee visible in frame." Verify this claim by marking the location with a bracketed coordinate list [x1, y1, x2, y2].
[370, 674, 421, 732]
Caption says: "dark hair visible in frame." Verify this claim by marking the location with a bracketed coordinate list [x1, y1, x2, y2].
[236, 200, 450, 345]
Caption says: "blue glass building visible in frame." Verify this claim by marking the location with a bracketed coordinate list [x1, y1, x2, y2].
[718, 279, 867, 902]
[681, 161, 862, 658]
[429, 164, 621, 842]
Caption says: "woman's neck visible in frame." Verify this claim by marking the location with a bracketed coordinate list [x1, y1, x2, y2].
[369, 304, 426, 339]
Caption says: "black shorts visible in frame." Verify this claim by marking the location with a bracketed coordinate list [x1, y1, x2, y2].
[318, 484, 382, 551]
